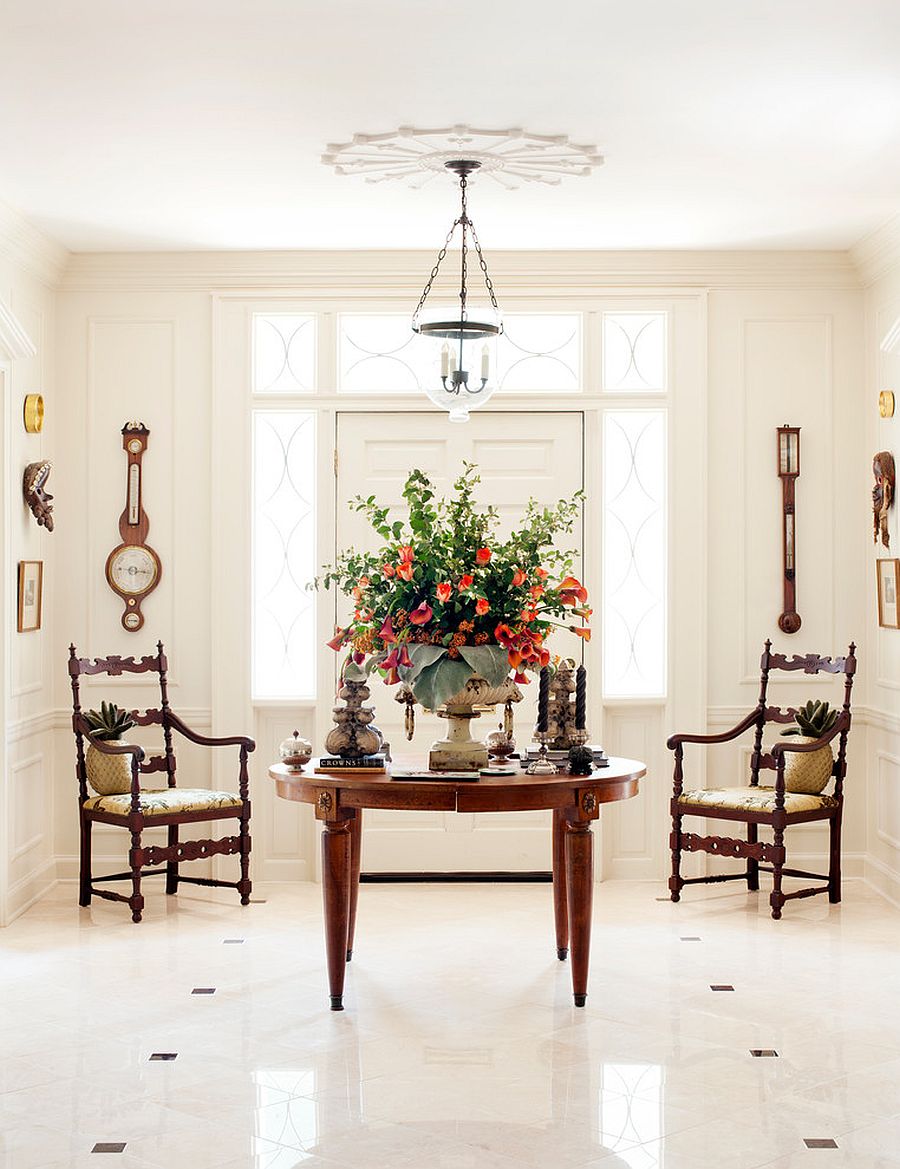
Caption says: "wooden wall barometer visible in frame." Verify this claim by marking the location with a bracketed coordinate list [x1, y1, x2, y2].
[777, 425, 801, 634]
[105, 423, 161, 631]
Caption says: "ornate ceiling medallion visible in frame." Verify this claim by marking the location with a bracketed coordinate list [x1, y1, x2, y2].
[322, 125, 604, 189]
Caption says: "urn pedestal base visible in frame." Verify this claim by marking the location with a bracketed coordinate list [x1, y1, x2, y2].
[429, 708, 488, 771]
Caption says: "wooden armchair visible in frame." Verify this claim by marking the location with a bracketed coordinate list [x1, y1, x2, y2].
[668, 641, 856, 919]
[69, 642, 254, 922]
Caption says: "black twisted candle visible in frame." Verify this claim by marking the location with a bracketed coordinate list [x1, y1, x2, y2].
[537, 667, 550, 733]
[575, 664, 587, 730]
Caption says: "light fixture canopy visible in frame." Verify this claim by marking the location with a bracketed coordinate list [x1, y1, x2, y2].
[412, 159, 503, 423]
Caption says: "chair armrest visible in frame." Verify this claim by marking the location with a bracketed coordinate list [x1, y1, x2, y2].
[667, 709, 759, 751]
[167, 710, 256, 752]
[74, 715, 146, 761]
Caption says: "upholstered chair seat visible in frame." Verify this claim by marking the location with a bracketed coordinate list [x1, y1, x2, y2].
[84, 788, 243, 816]
[677, 786, 838, 815]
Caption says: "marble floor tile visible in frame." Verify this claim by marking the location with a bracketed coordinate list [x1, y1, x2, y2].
[3, 879, 899, 1169]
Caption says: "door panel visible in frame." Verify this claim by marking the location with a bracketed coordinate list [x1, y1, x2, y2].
[336, 410, 584, 872]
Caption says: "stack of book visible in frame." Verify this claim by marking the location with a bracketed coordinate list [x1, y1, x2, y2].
[522, 744, 608, 767]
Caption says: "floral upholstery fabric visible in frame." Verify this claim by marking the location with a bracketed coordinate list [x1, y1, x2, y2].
[84, 788, 242, 816]
[678, 786, 838, 815]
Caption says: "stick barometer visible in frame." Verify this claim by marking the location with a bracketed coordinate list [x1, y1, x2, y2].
[777, 425, 801, 634]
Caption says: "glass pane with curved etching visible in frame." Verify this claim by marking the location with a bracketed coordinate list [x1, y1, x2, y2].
[496, 314, 581, 391]
[603, 410, 666, 697]
[340, 312, 581, 393]
[339, 314, 428, 393]
[252, 411, 317, 699]
[253, 314, 316, 394]
[602, 312, 667, 392]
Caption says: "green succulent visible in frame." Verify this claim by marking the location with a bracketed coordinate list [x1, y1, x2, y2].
[781, 699, 838, 739]
[84, 701, 135, 741]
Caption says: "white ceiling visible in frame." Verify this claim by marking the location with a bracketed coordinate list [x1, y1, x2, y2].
[1, 0, 899, 253]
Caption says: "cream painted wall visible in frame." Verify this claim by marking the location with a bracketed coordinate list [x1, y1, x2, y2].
[0, 211, 63, 923]
[861, 245, 900, 906]
[705, 288, 868, 874]
[47, 251, 869, 894]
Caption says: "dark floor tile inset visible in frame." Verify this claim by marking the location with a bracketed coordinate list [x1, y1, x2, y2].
[680, 936, 702, 941]
[149, 1052, 178, 1061]
[223, 938, 245, 944]
[750, 1049, 779, 1057]
[92, 1143, 127, 1153]
[710, 984, 735, 991]
[191, 987, 216, 995]
[804, 1139, 839, 1149]
[249, 898, 267, 904]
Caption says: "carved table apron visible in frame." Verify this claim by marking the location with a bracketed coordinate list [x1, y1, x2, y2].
[270, 758, 644, 1010]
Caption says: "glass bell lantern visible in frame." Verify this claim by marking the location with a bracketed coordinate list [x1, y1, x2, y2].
[412, 159, 503, 424]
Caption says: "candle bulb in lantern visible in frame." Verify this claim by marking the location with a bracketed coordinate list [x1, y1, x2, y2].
[441, 342, 449, 378]
[575, 664, 587, 730]
[481, 343, 490, 381]
[537, 667, 550, 733]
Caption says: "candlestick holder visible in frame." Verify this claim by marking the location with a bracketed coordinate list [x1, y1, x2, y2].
[526, 731, 559, 775]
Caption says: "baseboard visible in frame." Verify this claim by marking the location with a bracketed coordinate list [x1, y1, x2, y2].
[864, 855, 900, 910]
[4, 859, 58, 924]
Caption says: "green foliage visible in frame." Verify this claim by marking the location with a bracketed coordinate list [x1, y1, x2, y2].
[84, 701, 135, 741]
[781, 699, 839, 739]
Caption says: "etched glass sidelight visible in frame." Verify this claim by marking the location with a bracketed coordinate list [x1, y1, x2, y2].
[602, 311, 667, 391]
[603, 410, 667, 697]
[253, 314, 316, 394]
[252, 411, 317, 699]
[495, 314, 581, 391]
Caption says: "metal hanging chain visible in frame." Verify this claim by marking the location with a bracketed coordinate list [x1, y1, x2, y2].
[411, 172, 501, 329]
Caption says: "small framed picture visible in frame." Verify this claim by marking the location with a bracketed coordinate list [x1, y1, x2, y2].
[877, 558, 900, 629]
[17, 560, 43, 633]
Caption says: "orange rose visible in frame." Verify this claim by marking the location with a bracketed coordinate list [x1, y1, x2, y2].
[398, 545, 415, 564]
[382, 563, 396, 578]
[458, 574, 474, 592]
[511, 567, 527, 587]
[436, 582, 452, 603]
[475, 597, 490, 616]
[475, 547, 492, 565]
[396, 562, 414, 582]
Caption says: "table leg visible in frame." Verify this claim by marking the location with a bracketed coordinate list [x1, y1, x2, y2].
[552, 809, 569, 960]
[565, 818, 594, 1007]
[347, 810, 362, 962]
[321, 817, 351, 1010]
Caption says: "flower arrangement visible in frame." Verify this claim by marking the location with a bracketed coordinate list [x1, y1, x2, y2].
[319, 465, 591, 711]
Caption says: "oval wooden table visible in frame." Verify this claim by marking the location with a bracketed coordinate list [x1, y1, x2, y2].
[269, 758, 644, 1010]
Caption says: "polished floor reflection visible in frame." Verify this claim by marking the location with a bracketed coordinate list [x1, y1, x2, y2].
[2, 879, 900, 1168]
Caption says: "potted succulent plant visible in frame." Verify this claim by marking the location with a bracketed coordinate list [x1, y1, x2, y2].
[780, 700, 838, 794]
[83, 701, 137, 796]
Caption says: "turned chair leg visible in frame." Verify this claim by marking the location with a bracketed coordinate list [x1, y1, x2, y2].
[747, 823, 759, 891]
[668, 812, 683, 902]
[79, 816, 93, 907]
[166, 825, 179, 895]
[829, 813, 842, 905]
[129, 830, 144, 923]
[238, 813, 252, 906]
[769, 825, 785, 920]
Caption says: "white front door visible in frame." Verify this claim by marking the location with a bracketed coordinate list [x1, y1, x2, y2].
[335, 410, 585, 872]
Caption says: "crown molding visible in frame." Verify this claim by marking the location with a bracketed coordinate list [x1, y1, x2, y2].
[59, 247, 860, 294]
[0, 297, 37, 360]
[0, 199, 69, 289]
[849, 213, 900, 288]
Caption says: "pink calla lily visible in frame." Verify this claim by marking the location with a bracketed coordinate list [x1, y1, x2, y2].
[409, 601, 433, 626]
[379, 616, 397, 644]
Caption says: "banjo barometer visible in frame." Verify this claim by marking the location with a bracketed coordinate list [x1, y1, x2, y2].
[105, 422, 161, 631]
